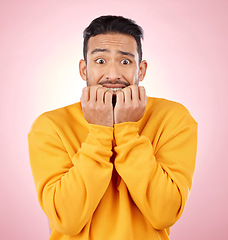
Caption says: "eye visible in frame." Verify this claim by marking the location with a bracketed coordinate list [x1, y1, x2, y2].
[121, 59, 131, 65]
[95, 58, 106, 64]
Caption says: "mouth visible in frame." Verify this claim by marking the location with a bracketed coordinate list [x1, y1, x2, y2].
[101, 83, 127, 93]
[107, 87, 123, 92]
[99, 83, 127, 107]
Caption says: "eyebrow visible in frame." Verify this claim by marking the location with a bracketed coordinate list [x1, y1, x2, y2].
[90, 48, 135, 58]
[118, 50, 135, 58]
[90, 48, 109, 54]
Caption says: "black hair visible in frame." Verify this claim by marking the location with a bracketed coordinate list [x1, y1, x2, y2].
[83, 15, 144, 63]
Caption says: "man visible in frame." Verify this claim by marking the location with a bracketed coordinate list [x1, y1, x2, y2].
[28, 15, 197, 240]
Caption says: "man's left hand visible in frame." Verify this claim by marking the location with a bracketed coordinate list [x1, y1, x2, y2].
[114, 85, 147, 124]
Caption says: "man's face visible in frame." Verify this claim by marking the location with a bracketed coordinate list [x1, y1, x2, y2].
[79, 33, 147, 91]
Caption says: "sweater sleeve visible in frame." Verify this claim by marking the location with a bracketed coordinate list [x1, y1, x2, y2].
[114, 112, 197, 230]
[28, 114, 113, 236]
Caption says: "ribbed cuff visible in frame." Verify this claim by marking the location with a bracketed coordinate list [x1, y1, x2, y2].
[114, 122, 139, 146]
[85, 124, 114, 149]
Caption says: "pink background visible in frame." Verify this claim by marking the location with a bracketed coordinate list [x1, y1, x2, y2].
[1, 0, 227, 239]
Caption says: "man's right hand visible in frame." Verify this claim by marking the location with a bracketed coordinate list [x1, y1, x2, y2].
[81, 85, 114, 127]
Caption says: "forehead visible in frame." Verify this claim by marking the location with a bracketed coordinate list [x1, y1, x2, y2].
[87, 33, 138, 54]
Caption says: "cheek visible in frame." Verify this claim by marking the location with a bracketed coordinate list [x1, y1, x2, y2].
[123, 68, 139, 83]
[87, 67, 102, 84]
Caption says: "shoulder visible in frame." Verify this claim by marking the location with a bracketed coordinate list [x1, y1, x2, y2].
[145, 97, 197, 128]
[147, 97, 189, 114]
[141, 97, 197, 146]
[44, 102, 82, 121]
[28, 102, 82, 134]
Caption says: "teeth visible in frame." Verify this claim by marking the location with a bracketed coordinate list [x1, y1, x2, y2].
[108, 88, 123, 91]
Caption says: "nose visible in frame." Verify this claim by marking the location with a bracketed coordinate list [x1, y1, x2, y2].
[104, 62, 121, 81]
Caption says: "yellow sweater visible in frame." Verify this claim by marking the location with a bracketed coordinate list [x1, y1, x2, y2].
[28, 97, 197, 240]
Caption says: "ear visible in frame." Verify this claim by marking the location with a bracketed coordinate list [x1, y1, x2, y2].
[79, 59, 87, 81]
[138, 60, 147, 82]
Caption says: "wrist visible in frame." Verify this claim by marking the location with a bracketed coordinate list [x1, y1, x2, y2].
[86, 124, 114, 149]
[114, 122, 139, 146]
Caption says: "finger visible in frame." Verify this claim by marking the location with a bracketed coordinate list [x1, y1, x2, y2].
[81, 87, 89, 103]
[130, 85, 139, 102]
[97, 87, 110, 104]
[138, 86, 146, 102]
[96, 87, 106, 104]
[89, 85, 102, 102]
[122, 87, 131, 104]
[104, 90, 113, 105]
[116, 90, 124, 105]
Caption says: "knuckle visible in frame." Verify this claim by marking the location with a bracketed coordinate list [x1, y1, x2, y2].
[94, 105, 99, 111]
[133, 104, 140, 111]
[116, 91, 122, 96]
[135, 102, 140, 108]
[105, 91, 112, 99]
[124, 105, 131, 111]
[122, 87, 129, 93]
[90, 85, 98, 92]
[88, 101, 95, 109]
[96, 85, 103, 90]
[97, 86, 103, 91]
[126, 87, 132, 92]
[96, 87, 102, 95]
[82, 87, 88, 94]
[106, 89, 112, 95]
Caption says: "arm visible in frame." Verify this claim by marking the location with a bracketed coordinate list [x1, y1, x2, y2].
[114, 113, 197, 230]
[28, 115, 113, 236]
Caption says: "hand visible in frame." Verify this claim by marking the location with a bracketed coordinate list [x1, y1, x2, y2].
[81, 85, 114, 127]
[114, 85, 147, 124]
